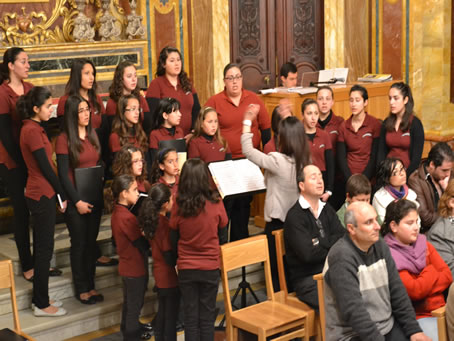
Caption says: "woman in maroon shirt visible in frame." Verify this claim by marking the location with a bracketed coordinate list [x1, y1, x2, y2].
[56, 95, 104, 305]
[146, 46, 200, 136]
[0, 47, 34, 281]
[18, 86, 68, 317]
[170, 159, 228, 341]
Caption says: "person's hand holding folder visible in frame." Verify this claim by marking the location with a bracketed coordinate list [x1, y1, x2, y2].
[76, 200, 93, 214]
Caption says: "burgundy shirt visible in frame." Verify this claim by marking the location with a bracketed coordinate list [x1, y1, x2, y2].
[109, 132, 142, 153]
[263, 138, 277, 154]
[170, 199, 228, 270]
[146, 75, 197, 135]
[338, 114, 381, 175]
[149, 127, 184, 149]
[20, 120, 55, 201]
[0, 81, 34, 169]
[57, 94, 106, 129]
[384, 125, 412, 169]
[151, 215, 178, 288]
[205, 89, 271, 159]
[317, 112, 344, 155]
[158, 176, 179, 199]
[105, 96, 148, 122]
[111, 204, 147, 277]
[309, 128, 332, 172]
[187, 135, 230, 163]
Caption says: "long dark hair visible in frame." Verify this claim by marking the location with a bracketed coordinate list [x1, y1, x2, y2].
[151, 97, 181, 130]
[109, 61, 140, 102]
[149, 148, 177, 184]
[16, 86, 51, 120]
[65, 59, 101, 114]
[111, 94, 148, 152]
[375, 157, 405, 190]
[301, 98, 318, 114]
[384, 82, 414, 132]
[111, 174, 136, 201]
[156, 46, 192, 93]
[0, 47, 25, 83]
[176, 158, 220, 217]
[112, 144, 147, 183]
[63, 95, 101, 168]
[381, 199, 418, 236]
[349, 84, 369, 101]
[279, 116, 311, 183]
[138, 183, 171, 239]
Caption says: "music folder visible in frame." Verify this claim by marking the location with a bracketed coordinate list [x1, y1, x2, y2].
[130, 193, 148, 216]
[74, 165, 104, 205]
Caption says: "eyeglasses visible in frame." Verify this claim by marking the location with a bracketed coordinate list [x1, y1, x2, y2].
[132, 159, 145, 164]
[125, 107, 143, 113]
[316, 219, 325, 238]
[224, 75, 242, 82]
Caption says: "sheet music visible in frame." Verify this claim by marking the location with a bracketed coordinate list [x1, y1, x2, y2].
[177, 152, 187, 171]
[287, 87, 318, 95]
[334, 68, 348, 84]
[318, 69, 334, 83]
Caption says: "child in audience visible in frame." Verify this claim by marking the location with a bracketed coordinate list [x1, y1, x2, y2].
[139, 183, 179, 341]
[169, 159, 228, 341]
[113, 145, 150, 194]
[150, 148, 179, 197]
[111, 174, 151, 341]
[382, 199, 452, 341]
[188, 107, 231, 162]
[373, 157, 418, 225]
[149, 98, 184, 163]
[336, 174, 371, 228]
[301, 98, 334, 202]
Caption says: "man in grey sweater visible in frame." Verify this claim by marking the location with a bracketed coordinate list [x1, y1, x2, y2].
[323, 202, 431, 341]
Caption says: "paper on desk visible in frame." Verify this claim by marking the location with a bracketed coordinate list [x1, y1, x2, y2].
[259, 88, 278, 94]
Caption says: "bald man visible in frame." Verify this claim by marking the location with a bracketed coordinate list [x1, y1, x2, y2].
[284, 165, 344, 310]
[323, 202, 431, 341]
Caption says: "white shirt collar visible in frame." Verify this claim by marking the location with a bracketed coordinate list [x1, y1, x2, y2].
[298, 194, 326, 218]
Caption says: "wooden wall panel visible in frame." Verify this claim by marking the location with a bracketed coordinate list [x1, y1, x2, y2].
[154, 9, 177, 63]
[382, 0, 402, 79]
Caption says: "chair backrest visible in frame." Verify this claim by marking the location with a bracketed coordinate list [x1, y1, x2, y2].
[0, 260, 21, 333]
[220, 235, 275, 316]
[313, 273, 325, 341]
[272, 229, 289, 295]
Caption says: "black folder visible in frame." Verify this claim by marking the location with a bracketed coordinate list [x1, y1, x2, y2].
[74, 165, 104, 205]
[129, 193, 148, 216]
[158, 139, 187, 152]
[0, 329, 28, 341]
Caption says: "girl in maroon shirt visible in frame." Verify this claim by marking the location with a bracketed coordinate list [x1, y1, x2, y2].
[112, 145, 150, 194]
[18, 86, 68, 317]
[56, 95, 104, 305]
[150, 148, 179, 198]
[170, 159, 228, 341]
[0, 47, 34, 281]
[139, 183, 179, 341]
[188, 107, 231, 163]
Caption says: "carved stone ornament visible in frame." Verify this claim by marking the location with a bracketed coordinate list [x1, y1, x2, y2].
[98, 0, 121, 41]
[293, 0, 315, 55]
[238, 0, 260, 56]
[73, 0, 95, 42]
[125, 0, 144, 40]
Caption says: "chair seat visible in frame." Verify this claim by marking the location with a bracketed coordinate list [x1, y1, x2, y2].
[231, 300, 307, 333]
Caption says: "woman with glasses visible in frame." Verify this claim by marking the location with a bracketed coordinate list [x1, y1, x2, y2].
[56, 95, 104, 305]
[146, 46, 200, 136]
[205, 63, 271, 242]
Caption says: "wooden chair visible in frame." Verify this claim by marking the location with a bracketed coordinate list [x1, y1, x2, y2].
[272, 228, 321, 341]
[313, 273, 325, 341]
[0, 259, 35, 341]
[220, 235, 308, 341]
[432, 306, 448, 341]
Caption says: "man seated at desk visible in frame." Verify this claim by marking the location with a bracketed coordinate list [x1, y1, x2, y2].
[280, 62, 298, 88]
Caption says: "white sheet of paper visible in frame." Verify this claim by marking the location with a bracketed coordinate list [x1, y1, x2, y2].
[334, 68, 349, 84]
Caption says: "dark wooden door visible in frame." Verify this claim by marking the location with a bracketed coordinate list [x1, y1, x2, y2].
[230, 0, 324, 92]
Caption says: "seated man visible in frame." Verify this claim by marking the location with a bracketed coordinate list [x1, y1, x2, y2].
[280, 62, 298, 88]
[337, 173, 371, 228]
[284, 165, 344, 310]
[408, 141, 454, 232]
[324, 201, 430, 341]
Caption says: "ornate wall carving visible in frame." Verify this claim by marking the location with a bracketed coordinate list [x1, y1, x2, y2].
[293, 0, 315, 56]
[238, 0, 260, 56]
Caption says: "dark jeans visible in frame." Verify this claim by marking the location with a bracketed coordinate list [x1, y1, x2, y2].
[121, 275, 148, 341]
[178, 269, 220, 341]
[64, 202, 102, 295]
[224, 195, 253, 242]
[293, 276, 319, 312]
[265, 219, 284, 292]
[155, 287, 180, 341]
[26, 195, 56, 309]
[0, 164, 32, 272]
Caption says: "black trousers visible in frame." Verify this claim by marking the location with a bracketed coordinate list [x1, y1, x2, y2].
[224, 195, 253, 242]
[121, 275, 148, 341]
[265, 219, 284, 292]
[154, 287, 180, 341]
[26, 195, 56, 309]
[178, 269, 220, 341]
[64, 202, 102, 295]
[293, 276, 319, 313]
[0, 164, 32, 272]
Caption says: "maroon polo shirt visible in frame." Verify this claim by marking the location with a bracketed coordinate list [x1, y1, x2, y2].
[317, 112, 344, 155]
[20, 119, 55, 201]
[169, 199, 228, 270]
[105, 96, 148, 122]
[205, 89, 271, 159]
[309, 128, 332, 172]
[0, 81, 34, 169]
[109, 132, 141, 153]
[263, 138, 276, 154]
[338, 114, 381, 175]
[55, 132, 100, 185]
[57, 94, 106, 129]
[384, 121, 413, 169]
[137, 179, 150, 193]
[151, 215, 178, 288]
[111, 204, 147, 277]
[187, 135, 230, 163]
[149, 127, 184, 149]
[158, 176, 179, 199]
[146, 75, 197, 135]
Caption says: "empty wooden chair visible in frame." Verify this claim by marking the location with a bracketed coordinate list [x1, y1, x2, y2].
[220, 234, 308, 341]
[0, 259, 35, 341]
